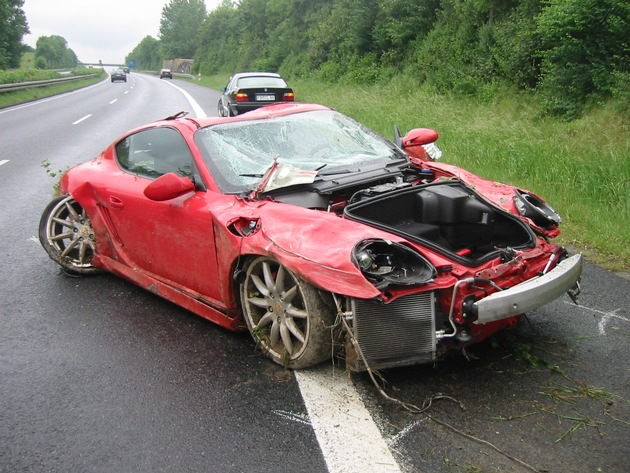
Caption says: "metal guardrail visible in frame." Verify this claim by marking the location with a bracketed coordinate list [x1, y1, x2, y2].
[173, 73, 198, 80]
[0, 74, 100, 93]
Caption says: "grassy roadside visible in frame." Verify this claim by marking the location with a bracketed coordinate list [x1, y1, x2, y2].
[6, 72, 629, 271]
[0, 71, 106, 109]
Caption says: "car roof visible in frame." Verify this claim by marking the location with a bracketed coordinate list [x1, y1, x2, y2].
[136, 103, 330, 134]
[231, 72, 282, 79]
[113, 104, 333, 152]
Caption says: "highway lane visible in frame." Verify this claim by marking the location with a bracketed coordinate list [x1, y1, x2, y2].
[1, 75, 629, 473]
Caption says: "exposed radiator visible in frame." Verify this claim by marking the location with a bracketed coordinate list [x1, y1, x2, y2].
[347, 292, 436, 371]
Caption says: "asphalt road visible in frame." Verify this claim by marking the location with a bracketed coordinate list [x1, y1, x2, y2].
[1, 73, 628, 473]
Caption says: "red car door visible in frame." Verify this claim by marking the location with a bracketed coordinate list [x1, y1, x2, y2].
[103, 127, 224, 305]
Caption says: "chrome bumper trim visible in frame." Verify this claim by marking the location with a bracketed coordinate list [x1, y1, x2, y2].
[472, 254, 583, 324]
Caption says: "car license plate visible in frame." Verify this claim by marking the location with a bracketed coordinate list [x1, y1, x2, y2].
[256, 94, 275, 101]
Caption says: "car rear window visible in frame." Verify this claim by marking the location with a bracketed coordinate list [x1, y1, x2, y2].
[236, 76, 287, 88]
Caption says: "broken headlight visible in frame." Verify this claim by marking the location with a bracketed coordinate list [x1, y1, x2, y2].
[352, 239, 436, 288]
[514, 189, 562, 229]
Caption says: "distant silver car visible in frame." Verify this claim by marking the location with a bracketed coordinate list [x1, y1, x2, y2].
[111, 68, 126, 83]
[159, 69, 173, 79]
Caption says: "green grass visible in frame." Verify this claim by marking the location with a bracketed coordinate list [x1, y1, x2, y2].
[194, 74, 230, 91]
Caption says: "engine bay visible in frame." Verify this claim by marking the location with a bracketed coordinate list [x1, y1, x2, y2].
[344, 181, 535, 265]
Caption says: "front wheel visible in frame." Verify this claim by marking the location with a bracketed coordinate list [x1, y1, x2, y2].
[39, 195, 98, 275]
[240, 257, 335, 369]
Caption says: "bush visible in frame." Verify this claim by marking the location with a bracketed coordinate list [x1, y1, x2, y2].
[0, 69, 60, 84]
[536, 0, 629, 119]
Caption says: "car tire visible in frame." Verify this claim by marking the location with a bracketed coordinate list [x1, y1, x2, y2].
[217, 100, 225, 117]
[240, 256, 335, 369]
[39, 195, 99, 275]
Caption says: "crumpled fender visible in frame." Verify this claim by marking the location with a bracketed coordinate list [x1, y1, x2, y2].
[219, 200, 399, 299]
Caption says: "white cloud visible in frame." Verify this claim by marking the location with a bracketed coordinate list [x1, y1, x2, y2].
[23, 0, 221, 65]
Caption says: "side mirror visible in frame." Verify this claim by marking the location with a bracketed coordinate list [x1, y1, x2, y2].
[400, 128, 441, 162]
[401, 128, 439, 147]
[144, 172, 195, 201]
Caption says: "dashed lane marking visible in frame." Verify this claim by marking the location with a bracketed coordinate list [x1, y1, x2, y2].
[72, 114, 92, 125]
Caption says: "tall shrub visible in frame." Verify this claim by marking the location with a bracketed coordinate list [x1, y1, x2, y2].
[536, 0, 629, 118]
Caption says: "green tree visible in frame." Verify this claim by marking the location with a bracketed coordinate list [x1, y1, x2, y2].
[126, 0, 628, 120]
[536, 0, 629, 118]
[35, 35, 77, 69]
[411, 0, 501, 94]
[489, 0, 544, 89]
[126, 35, 162, 70]
[264, 0, 321, 75]
[371, 0, 440, 66]
[159, 0, 207, 59]
[195, 1, 240, 74]
[0, 0, 30, 69]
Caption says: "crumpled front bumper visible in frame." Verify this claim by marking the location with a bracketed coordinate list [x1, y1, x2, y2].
[472, 253, 583, 324]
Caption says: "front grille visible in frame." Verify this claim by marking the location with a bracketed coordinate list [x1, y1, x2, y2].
[348, 292, 436, 371]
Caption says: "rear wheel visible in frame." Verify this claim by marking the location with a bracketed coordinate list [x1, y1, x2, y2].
[39, 195, 98, 275]
[240, 256, 334, 369]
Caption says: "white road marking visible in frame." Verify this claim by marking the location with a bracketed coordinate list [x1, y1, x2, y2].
[162, 80, 207, 118]
[110, 99, 118, 104]
[296, 367, 402, 473]
[0, 160, 9, 166]
[72, 114, 92, 125]
[388, 419, 427, 447]
[272, 409, 312, 426]
[564, 300, 628, 335]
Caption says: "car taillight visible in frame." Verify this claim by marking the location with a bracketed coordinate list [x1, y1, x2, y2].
[283, 92, 295, 101]
[235, 93, 248, 102]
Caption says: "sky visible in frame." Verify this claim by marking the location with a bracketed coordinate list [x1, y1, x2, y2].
[22, 0, 221, 65]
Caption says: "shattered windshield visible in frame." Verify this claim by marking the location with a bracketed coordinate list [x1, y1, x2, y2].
[194, 109, 403, 194]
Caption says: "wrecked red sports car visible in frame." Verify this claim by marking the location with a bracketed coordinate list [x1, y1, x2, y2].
[39, 103, 582, 371]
